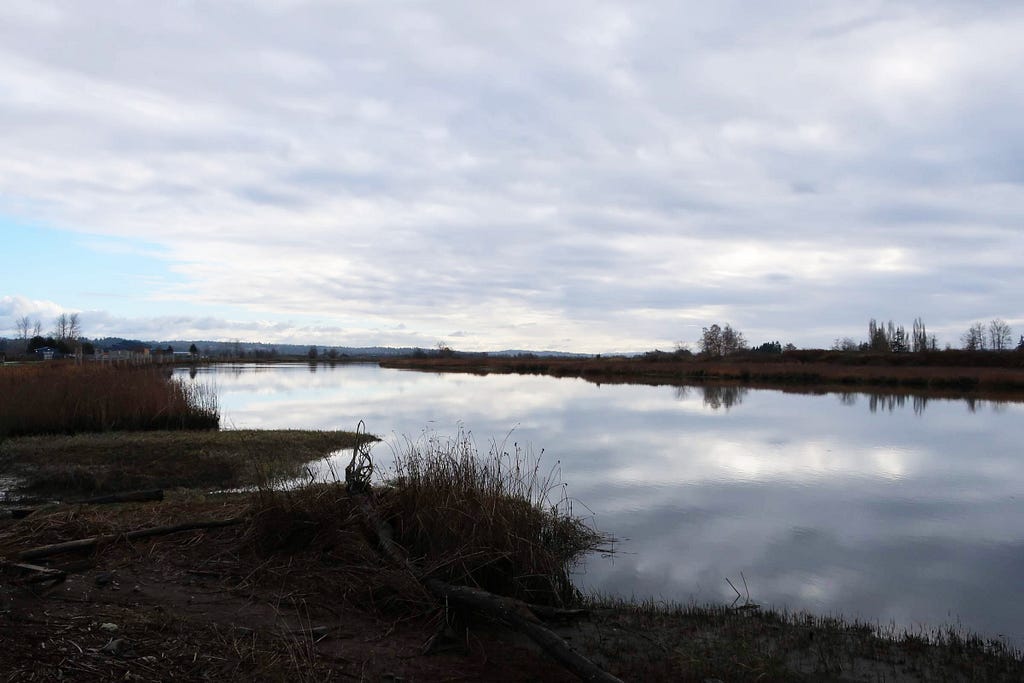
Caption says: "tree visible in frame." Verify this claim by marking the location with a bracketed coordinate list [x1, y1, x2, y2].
[912, 318, 928, 353]
[307, 346, 319, 360]
[68, 313, 81, 340]
[1017, 335, 1024, 351]
[32, 320, 42, 337]
[868, 319, 890, 352]
[988, 318, 1012, 351]
[15, 315, 31, 340]
[832, 337, 858, 352]
[53, 313, 70, 340]
[961, 322, 987, 351]
[189, 343, 199, 356]
[699, 323, 747, 357]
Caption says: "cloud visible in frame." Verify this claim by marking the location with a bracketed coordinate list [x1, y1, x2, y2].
[1, 1, 1023, 350]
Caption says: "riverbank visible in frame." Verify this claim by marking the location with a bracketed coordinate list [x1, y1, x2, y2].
[2, 429, 1022, 680]
[380, 352, 1024, 398]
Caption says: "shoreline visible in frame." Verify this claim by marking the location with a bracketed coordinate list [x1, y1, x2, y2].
[3, 428, 1023, 680]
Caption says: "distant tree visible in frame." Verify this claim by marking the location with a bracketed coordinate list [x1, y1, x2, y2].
[15, 315, 31, 340]
[53, 313, 69, 340]
[831, 337, 858, 352]
[911, 318, 928, 352]
[868, 319, 890, 352]
[753, 341, 782, 354]
[783, 343, 797, 352]
[31, 320, 42, 337]
[988, 318, 1012, 351]
[889, 323, 909, 353]
[68, 313, 81, 340]
[699, 323, 747, 357]
[165, 345, 174, 354]
[327, 348, 339, 360]
[307, 346, 319, 360]
[1017, 335, 1024, 351]
[189, 343, 199, 356]
[961, 322, 987, 351]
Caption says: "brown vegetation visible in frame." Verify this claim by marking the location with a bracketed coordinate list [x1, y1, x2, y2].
[0, 429, 368, 497]
[0, 364, 219, 437]
[381, 350, 1024, 396]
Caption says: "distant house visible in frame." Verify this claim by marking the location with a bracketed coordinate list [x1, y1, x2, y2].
[34, 346, 61, 361]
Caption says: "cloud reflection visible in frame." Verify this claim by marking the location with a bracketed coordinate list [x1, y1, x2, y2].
[178, 365, 1024, 644]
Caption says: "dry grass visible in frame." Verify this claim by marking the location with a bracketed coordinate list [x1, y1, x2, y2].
[0, 363, 219, 437]
[0, 429, 368, 497]
[242, 429, 608, 612]
[381, 354, 1024, 396]
[381, 429, 608, 606]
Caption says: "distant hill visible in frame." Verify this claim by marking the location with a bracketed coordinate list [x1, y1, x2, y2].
[1, 336, 598, 359]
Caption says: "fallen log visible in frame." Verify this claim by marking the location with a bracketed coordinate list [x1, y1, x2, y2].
[424, 580, 621, 683]
[17, 517, 244, 561]
[0, 560, 67, 585]
[351, 495, 620, 682]
[71, 489, 164, 505]
[4, 490, 165, 519]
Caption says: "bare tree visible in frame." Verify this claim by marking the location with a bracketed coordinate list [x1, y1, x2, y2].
[699, 323, 747, 357]
[32, 319, 42, 337]
[961, 322, 987, 351]
[15, 315, 31, 340]
[68, 313, 81, 340]
[53, 313, 69, 340]
[912, 318, 928, 352]
[988, 318, 1012, 351]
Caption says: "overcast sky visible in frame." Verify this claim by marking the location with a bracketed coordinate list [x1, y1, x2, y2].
[1, 1, 1022, 352]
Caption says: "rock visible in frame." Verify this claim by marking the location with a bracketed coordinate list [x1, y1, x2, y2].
[101, 637, 131, 656]
[94, 572, 115, 587]
[99, 623, 119, 633]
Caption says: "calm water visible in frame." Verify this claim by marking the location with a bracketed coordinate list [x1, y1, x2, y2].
[178, 362, 1024, 644]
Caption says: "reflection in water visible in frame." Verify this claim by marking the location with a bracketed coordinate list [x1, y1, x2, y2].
[673, 385, 749, 410]
[177, 364, 1024, 645]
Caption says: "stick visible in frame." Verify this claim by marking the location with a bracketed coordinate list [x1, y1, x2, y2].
[71, 489, 164, 505]
[0, 561, 67, 584]
[17, 518, 244, 561]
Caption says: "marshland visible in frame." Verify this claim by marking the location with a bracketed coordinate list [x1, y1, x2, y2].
[3, 360, 1024, 681]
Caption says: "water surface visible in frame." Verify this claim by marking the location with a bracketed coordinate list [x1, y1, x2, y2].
[179, 362, 1024, 645]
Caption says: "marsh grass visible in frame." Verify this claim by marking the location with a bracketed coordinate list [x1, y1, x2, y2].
[571, 596, 1024, 681]
[382, 429, 608, 605]
[0, 429, 366, 497]
[244, 428, 608, 611]
[0, 363, 219, 436]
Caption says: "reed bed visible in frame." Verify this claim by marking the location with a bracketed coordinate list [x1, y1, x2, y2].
[0, 363, 219, 436]
[245, 429, 607, 611]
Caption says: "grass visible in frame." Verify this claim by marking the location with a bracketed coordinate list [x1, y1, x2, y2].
[3, 428, 1024, 680]
[243, 429, 608, 611]
[381, 354, 1024, 398]
[0, 363, 219, 437]
[566, 597, 1024, 681]
[0, 429, 369, 497]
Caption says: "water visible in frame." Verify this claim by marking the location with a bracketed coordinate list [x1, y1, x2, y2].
[178, 362, 1024, 645]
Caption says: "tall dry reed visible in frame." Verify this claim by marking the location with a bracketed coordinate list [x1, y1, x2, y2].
[0, 363, 219, 436]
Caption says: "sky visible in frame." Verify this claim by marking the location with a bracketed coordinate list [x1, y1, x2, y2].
[1, 1, 1022, 353]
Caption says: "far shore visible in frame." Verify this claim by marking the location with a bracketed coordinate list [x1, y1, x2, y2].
[380, 350, 1024, 400]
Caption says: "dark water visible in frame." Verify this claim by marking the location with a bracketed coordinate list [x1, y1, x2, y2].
[178, 362, 1024, 645]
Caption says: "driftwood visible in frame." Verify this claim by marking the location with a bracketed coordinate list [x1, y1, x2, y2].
[5, 489, 165, 519]
[349, 486, 620, 682]
[0, 560, 67, 585]
[71, 489, 164, 505]
[17, 518, 244, 561]
[425, 580, 620, 683]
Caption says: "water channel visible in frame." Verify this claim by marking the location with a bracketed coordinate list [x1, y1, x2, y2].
[177, 362, 1024, 645]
